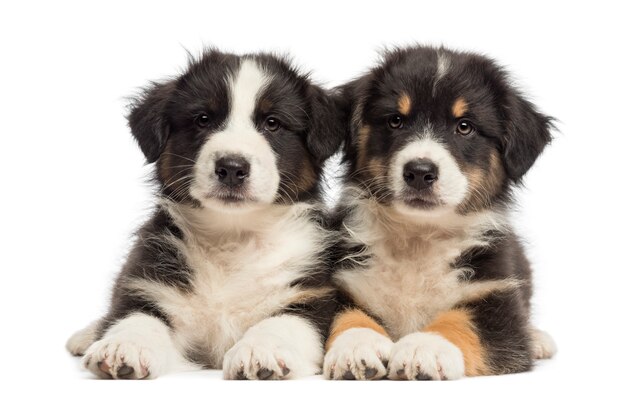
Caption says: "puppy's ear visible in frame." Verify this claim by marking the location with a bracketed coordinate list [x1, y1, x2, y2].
[334, 76, 370, 163]
[501, 91, 553, 182]
[305, 85, 346, 165]
[127, 81, 176, 163]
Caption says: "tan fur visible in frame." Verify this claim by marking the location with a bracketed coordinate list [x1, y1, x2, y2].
[158, 140, 174, 182]
[459, 150, 505, 213]
[356, 125, 371, 170]
[326, 309, 389, 350]
[452, 98, 468, 118]
[366, 157, 386, 183]
[424, 309, 489, 376]
[398, 93, 411, 115]
[292, 154, 317, 195]
[287, 287, 335, 306]
[259, 98, 273, 113]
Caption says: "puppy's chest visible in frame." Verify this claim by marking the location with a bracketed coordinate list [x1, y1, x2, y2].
[336, 238, 471, 340]
[165, 223, 322, 365]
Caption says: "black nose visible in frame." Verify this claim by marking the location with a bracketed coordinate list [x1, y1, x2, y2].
[403, 159, 438, 191]
[215, 156, 250, 187]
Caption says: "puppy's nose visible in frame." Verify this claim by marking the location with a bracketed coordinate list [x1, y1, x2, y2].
[403, 159, 438, 191]
[215, 156, 250, 187]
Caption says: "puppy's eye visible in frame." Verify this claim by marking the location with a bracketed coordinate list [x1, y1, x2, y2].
[456, 119, 475, 136]
[264, 117, 281, 132]
[195, 113, 211, 128]
[388, 115, 404, 129]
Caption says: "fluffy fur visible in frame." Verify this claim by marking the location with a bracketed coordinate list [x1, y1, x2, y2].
[66, 49, 344, 379]
[325, 45, 556, 380]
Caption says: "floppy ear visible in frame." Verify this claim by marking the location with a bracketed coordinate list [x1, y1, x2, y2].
[127, 81, 176, 163]
[305, 85, 346, 165]
[501, 91, 553, 182]
[333, 76, 371, 164]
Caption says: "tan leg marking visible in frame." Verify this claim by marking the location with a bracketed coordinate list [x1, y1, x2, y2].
[424, 309, 489, 376]
[326, 309, 389, 351]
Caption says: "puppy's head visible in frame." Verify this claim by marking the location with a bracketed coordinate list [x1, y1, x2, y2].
[128, 50, 343, 211]
[340, 46, 553, 217]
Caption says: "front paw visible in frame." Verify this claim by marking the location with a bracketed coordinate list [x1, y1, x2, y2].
[66, 321, 99, 356]
[82, 337, 154, 379]
[223, 338, 295, 380]
[531, 328, 557, 359]
[323, 328, 393, 380]
[388, 332, 464, 380]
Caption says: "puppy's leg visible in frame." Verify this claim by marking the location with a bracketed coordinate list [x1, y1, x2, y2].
[530, 327, 557, 359]
[387, 319, 466, 380]
[223, 314, 323, 380]
[323, 309, 393, 380]
[82, 313, 195, 379]
[388, 292, 533, 380]
[66, 319, 101, 356]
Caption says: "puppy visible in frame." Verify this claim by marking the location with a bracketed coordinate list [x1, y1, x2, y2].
[66, 49, 343, 379]
[324, 46, 557, 380]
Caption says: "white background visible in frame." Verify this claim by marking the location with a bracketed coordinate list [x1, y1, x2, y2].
[1, 0, 624, 395]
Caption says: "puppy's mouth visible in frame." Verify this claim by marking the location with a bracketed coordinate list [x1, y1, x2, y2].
[207, 188, 255, 205]
[401, 191, 441, 209]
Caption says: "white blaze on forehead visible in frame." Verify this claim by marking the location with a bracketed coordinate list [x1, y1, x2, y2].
[227, 59, 269, 130]
[391, 136, 468, 208]
[189, 59, 281, 207]
[435, 52, 451, 82]
[433, 51, 451, 96]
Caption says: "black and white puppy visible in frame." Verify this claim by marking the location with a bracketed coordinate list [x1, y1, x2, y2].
[66, 49, 343, 380]
[324, 46, 556, 380]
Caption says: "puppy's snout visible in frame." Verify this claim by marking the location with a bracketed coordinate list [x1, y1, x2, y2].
[403, 159, 438, 191]
[215, 156, 250, 188]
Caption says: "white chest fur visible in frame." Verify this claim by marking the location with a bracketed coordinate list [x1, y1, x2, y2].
[131, 203, 327, 367]
[335, 199, 511, 340]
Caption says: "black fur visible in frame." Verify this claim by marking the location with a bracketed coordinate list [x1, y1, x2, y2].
[97, 209, 192, 339]
[128, 81, 177, 163]
[500, 89, 553, 181]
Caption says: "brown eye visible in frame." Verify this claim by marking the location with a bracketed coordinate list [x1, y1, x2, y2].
[264, 117, 281, 132]
[456, 119, 475, 136]
[195, 113, 210, 127]
[388, 115, 403, 129]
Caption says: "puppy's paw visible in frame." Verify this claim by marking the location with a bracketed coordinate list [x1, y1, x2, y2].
[323, 328, 393, 380]
[66, 321, 99, 356]
[531, 328, 557, 359]
[223, 337, 296, 380]
[388, 332, 464, 381]
[82, 337, 156, 379]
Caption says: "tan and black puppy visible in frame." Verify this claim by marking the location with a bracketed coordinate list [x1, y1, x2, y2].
[324, 46, 556, 380]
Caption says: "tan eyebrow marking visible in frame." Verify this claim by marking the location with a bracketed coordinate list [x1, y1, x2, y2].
[259, 98, 273, 113]
[452, 98, 468, 118]
[398, 93, 412, 116]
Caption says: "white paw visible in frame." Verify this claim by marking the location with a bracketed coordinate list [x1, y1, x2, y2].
[222, 335, 297, 380]
[531, 328, 557, 359]
[388, 332, 464, 380]
[323, 328, 393, 380]
[82, 337, 156, 379]
[79, 313, 194, 379]
[66, 321, 99, 356]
